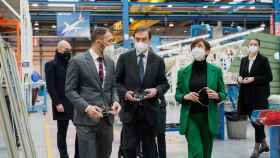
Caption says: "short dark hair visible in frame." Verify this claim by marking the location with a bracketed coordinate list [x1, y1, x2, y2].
[190, 38, 211, 51]
[249, 38, 261, 46]
[91, 27, 111, 43]
[133, 26, 152, 39]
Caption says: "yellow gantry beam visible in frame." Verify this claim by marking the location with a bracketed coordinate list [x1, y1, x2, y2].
[112, 0, 166, 43]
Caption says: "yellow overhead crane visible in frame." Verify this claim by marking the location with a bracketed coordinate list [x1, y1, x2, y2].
[112, 0, 166, 43]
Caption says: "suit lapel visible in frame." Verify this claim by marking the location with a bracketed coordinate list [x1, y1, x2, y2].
[85, 52, 102, 88]
[143, 51, 153, 85]
[182, 64, 192, 93]
[103, 56, 111, 88]
[249, 53, 260, 76]
[131, 50, 141, 86]
[207, 63, 216, 89]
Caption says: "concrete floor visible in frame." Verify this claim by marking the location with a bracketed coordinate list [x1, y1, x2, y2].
[0, 104, 270, 158]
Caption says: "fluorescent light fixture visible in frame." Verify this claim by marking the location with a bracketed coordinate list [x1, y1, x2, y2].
[47, 3, 75, 7]
[31, 3, 39, 7]
[250, 6, 256, 9]
[169, 23, 174, 27]
[48, 0, 79, 1]
[220, 6, 231, 9]
[167, 4, 173, 8]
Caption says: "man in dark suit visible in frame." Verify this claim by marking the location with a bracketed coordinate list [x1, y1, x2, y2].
[116, 26, 170, 158]
[45, 40, 79, 158]
[65, 27, 121, 158]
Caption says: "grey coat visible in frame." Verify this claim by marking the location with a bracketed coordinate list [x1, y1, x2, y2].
[65, 51, 119, 126]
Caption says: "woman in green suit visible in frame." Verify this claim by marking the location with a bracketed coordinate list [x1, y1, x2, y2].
[175, 38, 226, 158]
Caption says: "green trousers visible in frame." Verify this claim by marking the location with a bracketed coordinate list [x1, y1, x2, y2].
[185, 113, 214, 158]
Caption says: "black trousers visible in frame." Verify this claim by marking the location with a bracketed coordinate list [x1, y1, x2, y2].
[122, 119, 157, 158]
[156, 132, 166, 158]
[57, 120, 79, 158]
[248, 111, 266, 143]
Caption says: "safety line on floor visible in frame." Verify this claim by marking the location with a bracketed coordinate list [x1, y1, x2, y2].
[43, 115, 54, 158]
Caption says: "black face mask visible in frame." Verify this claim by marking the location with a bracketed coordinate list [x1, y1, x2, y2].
[62, 52, 71, 60]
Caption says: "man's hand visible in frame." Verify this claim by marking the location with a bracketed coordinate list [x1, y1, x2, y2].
[111, 101, 121, 115]
[183, 92, 199, 102]
[144, 88, 158, 99]
[86, 105, 103, 119]
[56, 104, 64, 112]
[125, 91, 137, 102]
[206, 88, 220, 100]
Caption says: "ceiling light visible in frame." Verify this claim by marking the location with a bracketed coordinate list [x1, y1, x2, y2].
[220, 6, 231, 9]
[31, 3, 39, 7]
[250, 6, 256, 9]
[203, 6, 208, 9]
[34, 21, 39, 26]
[47, 3, 75, 7]
[34, 27, 40, 31]
[167, 4, 173, 8]
[51, 25, 56, 29]
[129, 18, 134, 23]
[169, 23, 174, 27]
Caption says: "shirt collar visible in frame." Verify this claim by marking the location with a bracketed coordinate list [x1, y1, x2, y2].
[89, 48, 103, 61]
[136, 49, 149, 57]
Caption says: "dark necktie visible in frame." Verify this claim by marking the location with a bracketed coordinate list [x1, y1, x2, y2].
[138, 53, 145, 85]
[97, 57, 104, 84]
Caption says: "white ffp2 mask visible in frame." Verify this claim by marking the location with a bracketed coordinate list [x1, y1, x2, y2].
[135, 42, 149, 53]
[248, 46, 259, 54]
[191, 47, 206, 61]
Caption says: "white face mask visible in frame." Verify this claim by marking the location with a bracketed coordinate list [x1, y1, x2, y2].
[191, 47, 206, 61]
[103, 45, 115, 56]
[248, 45, 259, 54]
[135, 42, 149, 53]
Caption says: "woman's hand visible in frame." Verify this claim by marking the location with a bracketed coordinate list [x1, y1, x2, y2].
[206, 88, 220, 100]
[183, 92, 199, 102]
[243, 77, 255, 84]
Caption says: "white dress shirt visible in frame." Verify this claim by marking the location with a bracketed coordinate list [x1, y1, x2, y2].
[89, 49, 106, 79]
[248, 55, 256, 73]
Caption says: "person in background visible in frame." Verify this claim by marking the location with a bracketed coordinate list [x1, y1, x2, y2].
[238, 39, 272, 158]
[45, 40, 79, 158]
[65, 27, 121, 158]
[31, 70, 41, 106]
[116, 26, 170, 158]
[175, 38, 226, 158]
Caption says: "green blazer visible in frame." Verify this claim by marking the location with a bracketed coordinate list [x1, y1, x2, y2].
[175, 63, 226, 135]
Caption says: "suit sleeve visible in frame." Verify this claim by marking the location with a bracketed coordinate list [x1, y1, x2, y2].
[155, 58, 170, 97]
[116, 54, 129, 100]
[239, 58, 245, 78]
[254, 57, 273, 84]
[217, 68, 227, 102]
[65, 58, 89, 112]
[111, 62, 119, 103]
[45, 62, 61, 106]
[175, 70, 185, 104]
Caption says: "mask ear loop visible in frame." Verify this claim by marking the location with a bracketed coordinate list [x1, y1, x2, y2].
[197, 87, 209, 108]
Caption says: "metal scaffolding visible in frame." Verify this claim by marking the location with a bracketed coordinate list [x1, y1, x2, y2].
[0, 40, 37, 158]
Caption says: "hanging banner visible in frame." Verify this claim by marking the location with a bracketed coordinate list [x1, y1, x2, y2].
[57, 12, 90, 38]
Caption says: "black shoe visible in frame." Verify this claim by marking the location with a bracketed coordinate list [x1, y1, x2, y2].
[259, 144, 270, 153]
[250, 144, 260, 158]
